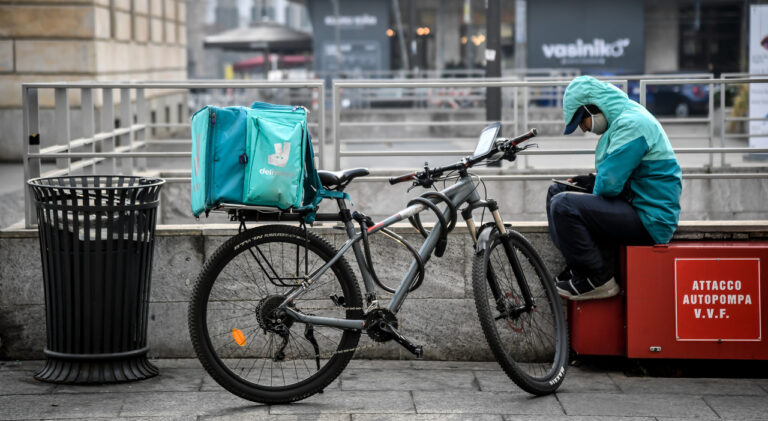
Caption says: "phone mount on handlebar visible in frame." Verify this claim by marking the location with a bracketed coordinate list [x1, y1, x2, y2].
[472, 123, 502, 158]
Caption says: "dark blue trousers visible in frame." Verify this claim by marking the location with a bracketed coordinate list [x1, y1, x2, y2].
[546, 183, 654, 278]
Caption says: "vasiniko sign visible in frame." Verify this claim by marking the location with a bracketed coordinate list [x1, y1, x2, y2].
[541, 38, 632, 65]
[527, 0, 644, 73]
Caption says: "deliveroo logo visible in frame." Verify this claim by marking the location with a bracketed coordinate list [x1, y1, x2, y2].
[268, 142, 291, 168]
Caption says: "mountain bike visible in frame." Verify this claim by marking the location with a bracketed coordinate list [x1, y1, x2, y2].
[188, 124, 569, 403]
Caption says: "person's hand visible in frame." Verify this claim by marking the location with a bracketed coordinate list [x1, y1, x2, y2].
[568, 173, 596, 193]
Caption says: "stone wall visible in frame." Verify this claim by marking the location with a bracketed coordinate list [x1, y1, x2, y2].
[1, 222, 766, 361]
[0, 0, 188, 161]
[156, 170, 768, 226]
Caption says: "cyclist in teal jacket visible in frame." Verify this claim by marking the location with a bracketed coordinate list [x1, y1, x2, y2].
[547, 75, 682, 300]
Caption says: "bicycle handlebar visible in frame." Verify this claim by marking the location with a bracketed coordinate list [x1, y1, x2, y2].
[506, 128, 538, 147]
[389, 171, 418, 185]
[389, 127, 538, 186]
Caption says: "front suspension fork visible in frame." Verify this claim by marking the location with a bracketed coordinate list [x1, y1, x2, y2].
[484, 205, 536, 318]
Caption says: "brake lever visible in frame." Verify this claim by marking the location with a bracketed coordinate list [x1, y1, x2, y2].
[407, 171, 432, 192]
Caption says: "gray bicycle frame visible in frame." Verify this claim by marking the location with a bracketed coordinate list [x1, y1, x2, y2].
[280, 172, 494, 330]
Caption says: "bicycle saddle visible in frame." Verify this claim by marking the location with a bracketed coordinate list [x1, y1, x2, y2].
[317, 168, 370, 189]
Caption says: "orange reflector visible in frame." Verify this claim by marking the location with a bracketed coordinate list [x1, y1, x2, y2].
[231, 328, 246, 346]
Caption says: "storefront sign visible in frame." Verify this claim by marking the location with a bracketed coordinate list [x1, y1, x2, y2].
[307, 0, 390, 74]
[749, 5, 768, 151]
[675, 258, 761, 341]
[527, 0, 644, 73]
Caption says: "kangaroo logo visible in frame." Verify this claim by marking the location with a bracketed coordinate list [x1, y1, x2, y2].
[268, 142, 291, 168]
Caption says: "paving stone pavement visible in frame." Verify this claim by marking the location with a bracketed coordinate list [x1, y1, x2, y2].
[0, 359, 767, 420]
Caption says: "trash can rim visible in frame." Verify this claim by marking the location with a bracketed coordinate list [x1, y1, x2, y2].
[27, 175, 166, 189]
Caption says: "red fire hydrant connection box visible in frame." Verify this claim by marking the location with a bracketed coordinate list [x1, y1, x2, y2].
[569, 242, 768, 360]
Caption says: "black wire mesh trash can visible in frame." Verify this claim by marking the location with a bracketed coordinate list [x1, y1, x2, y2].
[28, 175, 165, 384]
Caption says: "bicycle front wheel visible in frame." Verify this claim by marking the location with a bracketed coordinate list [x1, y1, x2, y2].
[472, 229, 569, 395]
[189, 224, 363, 404]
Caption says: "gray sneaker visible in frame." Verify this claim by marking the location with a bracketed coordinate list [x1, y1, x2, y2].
[556, 273, 620, 301]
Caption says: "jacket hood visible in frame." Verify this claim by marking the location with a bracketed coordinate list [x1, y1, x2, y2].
[562, 75, 629, 129]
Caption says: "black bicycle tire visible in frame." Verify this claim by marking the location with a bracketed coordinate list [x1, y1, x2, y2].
[471, 229, 569, 395]
[188, 224, 363, 404]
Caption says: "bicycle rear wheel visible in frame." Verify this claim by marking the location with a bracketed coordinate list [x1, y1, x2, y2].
[189, 225, 363, 404]
[472, 229, 568, 395]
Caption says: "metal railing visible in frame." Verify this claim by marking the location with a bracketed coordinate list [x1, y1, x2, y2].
[331, 75, 768, 169]
[314, 67, 581, 80]
[20, 76, 768, 228]
[332, 78, 626, 170]
[21, 80, 325, 227]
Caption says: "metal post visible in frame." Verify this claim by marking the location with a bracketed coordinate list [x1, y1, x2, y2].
[437, 0, 445, 73]
[639, 80, 647, 107]
[464, 0, 472, 72]
[332, 0, 341, 75]
[23, 86, 41, 228]
[81, 88, 96, 174]
[485, 0, 501, 120]
[120, 88, 133, 175]
[54, 88, 71, 174]
[720, 80, 726, 167]
[485, 0, 502, 167]
[522, 86, 529, 168]
[409, 0, 417, 71]
[319, 83, 327, 169]
[333, 81, 341, 170]
[391, 0, 410, 71]
[514, 0, 526, 70]
[101, 88, 116, 173]
[136, 88, 147, 171]
[708, 81, 714, 168]
[513, 86, 519, 169]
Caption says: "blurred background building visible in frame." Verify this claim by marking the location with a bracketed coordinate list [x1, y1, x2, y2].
[191, 0, 747, 80]
[0, 0, 187, 161]
[0, 0, 749, 161]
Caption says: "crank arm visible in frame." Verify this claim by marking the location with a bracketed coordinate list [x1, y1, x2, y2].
[380, 323, 423, 359]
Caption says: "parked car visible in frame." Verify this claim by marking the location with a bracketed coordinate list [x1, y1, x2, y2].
[526, 76, 709, 117]
[628, 80, 710, 117]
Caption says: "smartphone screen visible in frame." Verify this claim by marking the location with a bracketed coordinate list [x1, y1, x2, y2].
[551, 179, 587, 192]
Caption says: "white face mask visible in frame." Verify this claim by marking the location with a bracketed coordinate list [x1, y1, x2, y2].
[590, 113, 608, 134]
[585, 108, 608, 135]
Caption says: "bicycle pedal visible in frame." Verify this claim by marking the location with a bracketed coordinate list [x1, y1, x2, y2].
[382, 322, 423, 358]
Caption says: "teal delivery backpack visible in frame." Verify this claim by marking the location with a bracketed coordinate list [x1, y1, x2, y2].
[191, 102, 332, 221]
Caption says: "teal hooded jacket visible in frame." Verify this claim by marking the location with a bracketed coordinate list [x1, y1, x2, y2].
[562, 75, 682, 244]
